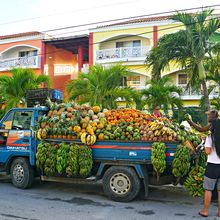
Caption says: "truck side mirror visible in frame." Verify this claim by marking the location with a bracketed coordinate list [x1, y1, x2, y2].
[0, 123, 5, 129]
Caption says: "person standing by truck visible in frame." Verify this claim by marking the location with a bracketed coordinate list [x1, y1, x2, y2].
[187, 109, 219, 201]
[198, 118, 220, 217]
[186, 109, 218, 133]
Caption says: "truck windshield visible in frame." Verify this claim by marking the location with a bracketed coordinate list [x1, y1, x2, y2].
[12, 112, 32, 130]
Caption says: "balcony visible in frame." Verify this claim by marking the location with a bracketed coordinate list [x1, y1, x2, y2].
[179, 85, 219, 100]
[95, 46, 150, 63]
[0, 56, 40, 71]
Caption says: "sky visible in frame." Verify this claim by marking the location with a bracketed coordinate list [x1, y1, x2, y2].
[0, 0, 220, 37]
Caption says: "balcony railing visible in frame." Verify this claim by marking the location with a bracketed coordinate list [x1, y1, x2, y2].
[179, 85, 219, 99]
[0, 56, 40, 71]
[96, 46, 150, 62]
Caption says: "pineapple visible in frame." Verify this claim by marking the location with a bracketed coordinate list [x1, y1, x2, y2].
[61, 128, 67, 139]
[53, 127, 58, 139]
[46, 98, 55, 110]
[40, 115, 48, 129]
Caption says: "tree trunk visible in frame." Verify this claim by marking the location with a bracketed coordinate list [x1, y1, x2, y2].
[201, 79, 210, 111]
[198, 61, 210, 111]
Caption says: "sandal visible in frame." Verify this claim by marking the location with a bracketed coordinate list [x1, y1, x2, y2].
[198, 211, 208, 217]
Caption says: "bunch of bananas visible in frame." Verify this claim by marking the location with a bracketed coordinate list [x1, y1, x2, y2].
[36, 142, 49, 170]
[66, 144, 79, 177]
[78, 145, 93, 177]
[37, 128, 47, 140]
[151, 142, 166, 181]
[56, 142, 69, 174]
[148, 121, 164, 131]
[172, 145, 191, 179]
[198, 150, 207, 168]
[81, 132, 97, 145]
[184, 165, 205, 197]
[44, 144, 57, 176]
[36, 141, 93, 178]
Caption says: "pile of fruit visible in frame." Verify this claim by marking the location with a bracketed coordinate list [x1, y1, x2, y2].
[36, 100, 202, 149]
[36, 142, 93, 177]
[35, 100, 208, 196]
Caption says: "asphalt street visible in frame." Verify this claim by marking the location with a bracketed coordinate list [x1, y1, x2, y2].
[0, 175, 219, 220]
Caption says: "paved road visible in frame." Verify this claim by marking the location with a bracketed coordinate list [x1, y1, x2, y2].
[0, 175, 218, 220]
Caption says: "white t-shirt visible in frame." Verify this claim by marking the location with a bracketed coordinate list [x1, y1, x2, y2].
[205, 135, 220, 164]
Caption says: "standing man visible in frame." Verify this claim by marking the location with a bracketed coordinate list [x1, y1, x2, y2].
[187, 109, 219, 201]
[187, 109, 218, 132]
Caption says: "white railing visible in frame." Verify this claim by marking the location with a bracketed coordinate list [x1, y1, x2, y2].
[96, 46, 150, 61]
[179, 85, 202, 96]
[0, 56, 40, 71]
[179, 85, 219, 98]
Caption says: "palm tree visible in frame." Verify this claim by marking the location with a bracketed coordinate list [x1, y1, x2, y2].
[146, 9, 220, 111]
[204, 46, 220, 110]
[66, 64, 142, 109]
[0, 68, 50, 110]
[142, 76, 183, 114]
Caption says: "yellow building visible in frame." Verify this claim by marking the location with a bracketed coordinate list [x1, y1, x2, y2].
[90, 15, 218, 107]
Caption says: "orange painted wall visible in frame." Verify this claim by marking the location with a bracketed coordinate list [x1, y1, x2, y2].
[0, 39, 43, 76]
[45, 44, 78, 96]
[0, 39, 42, 52]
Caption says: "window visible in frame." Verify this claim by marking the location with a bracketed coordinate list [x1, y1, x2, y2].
[133, 40, 141, 47]
[19, 50, 37, 57]
[2, 111, 14, 129]
[127, 76, 141, 85]
[178, 74, 187, 85]
[116, 40, 141, 48]
[12, 112, 32, 130]
[116, 42, 124, 48]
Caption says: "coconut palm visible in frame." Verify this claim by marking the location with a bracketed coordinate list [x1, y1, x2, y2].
[204, 46, 220, 110]
[146, 9, 220, 111]
[66, 64, 142, 109]
[0, 68, 50, 110]
[142, 76, 183, 113]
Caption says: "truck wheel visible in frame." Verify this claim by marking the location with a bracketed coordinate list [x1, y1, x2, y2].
[10, 157, 34, 189]
[103, 166, 140, 202]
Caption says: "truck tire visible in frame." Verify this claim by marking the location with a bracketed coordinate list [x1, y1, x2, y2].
[102, 166, 141, 202]
[10, 157, 34, 189]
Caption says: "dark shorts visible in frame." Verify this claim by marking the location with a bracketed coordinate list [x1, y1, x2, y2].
[203, 163, 220, 191]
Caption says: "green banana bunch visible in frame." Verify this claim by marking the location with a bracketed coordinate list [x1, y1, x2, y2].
[198, 150, 207, 168]
[36, 142, 50, 171]
[184, 165, 205, 197]
[66, 144, 79, 177]
[78, 145, 93, 177]
[56, 142, 69, 174]
[172, 145, 191, 179]
[151, 142, 166, 181]
[43, 144, 57, 176]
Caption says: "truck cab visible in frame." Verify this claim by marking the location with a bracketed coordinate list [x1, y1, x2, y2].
[0, 107, 48, 187]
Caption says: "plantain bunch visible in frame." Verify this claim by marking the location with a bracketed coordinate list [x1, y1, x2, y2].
[36, 142, 50, 171]
[78, 145, 93, 177]
[56, 142, 69, 174]
[151, 142, 166, 181]
[44, 144, 58, 176]
[172, 145, 191, 179]
[184, 165, 205, 197]
[66, 144, 79, 177]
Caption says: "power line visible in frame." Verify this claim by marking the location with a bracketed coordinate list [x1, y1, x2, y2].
[1, 9, 220, 68]
[0, 0, 139, 27]
[5, 14, 220, 59]
[42, 4, 220, 33]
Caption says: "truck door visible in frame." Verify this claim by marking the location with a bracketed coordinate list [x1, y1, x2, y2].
[6, 111, 33, 150]
[0, 110, 14, 163]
